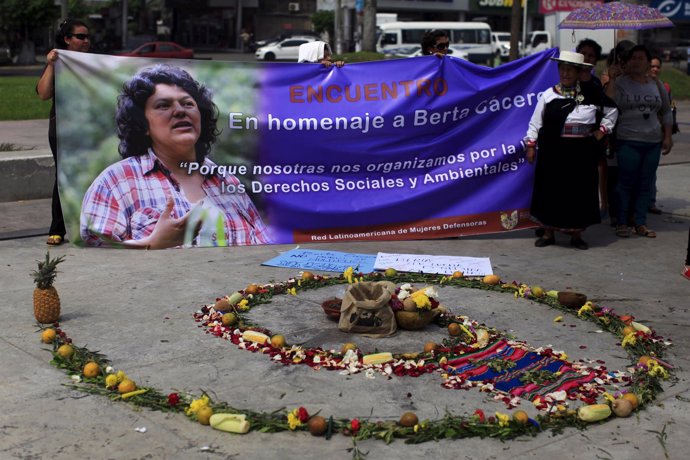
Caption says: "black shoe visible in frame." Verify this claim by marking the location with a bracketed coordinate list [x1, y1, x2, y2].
[535, 228, 546, 237]
[535, 236, 555, 247]
[648, 206, 662, 215]
[570, 238, 589, 250]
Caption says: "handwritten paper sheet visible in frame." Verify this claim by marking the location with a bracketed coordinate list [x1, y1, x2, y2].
[262, 248, 376, 273]
[373, 252, 493, 276]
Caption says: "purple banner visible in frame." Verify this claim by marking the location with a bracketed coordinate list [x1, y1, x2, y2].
[56, 49, 558, 248]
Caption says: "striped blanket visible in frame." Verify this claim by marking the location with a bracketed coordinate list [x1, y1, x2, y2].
[446, 340, 596, 400]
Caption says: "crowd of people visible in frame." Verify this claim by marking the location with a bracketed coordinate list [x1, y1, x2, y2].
[37, 23, 690, 276]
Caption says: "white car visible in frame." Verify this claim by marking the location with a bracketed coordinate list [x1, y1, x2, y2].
[255, 36, 317, 61]
[492, 32, 512, 59]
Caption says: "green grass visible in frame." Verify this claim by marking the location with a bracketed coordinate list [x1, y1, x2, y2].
[660, 66, 690, 100]
[0, 76, 52, 120]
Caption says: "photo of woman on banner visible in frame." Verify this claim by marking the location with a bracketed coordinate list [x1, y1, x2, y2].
[80, 64, 270, 249]
[525, 51, 618, 250]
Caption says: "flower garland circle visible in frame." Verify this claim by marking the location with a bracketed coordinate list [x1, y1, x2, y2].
[41, 269, 674, 444]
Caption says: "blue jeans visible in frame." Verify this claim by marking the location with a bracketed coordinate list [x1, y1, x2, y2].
[615, 140, 661, 227]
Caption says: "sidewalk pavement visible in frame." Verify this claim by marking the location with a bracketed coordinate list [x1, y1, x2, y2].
[1, 83, 689, 460]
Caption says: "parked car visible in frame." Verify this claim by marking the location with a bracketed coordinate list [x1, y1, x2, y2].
[491, 32, 520, 61]
[252, 31, 320, 51]
[118, 41, 194, 59]
[255, 36, 317, 61]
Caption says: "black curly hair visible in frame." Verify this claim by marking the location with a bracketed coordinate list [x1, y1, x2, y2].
[116, 65, 220, 162]
[55, 18, 89, 50]
[576, 38, 602, 62]
[421, 30, 449, 56]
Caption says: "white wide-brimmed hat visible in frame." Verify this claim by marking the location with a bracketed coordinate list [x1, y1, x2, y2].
[549, 50, 593, 68]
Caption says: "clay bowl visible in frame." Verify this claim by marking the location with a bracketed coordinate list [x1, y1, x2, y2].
[395, 309, 439, 330]
[321, 298, 342, 321]
[557, 291, 587, 309]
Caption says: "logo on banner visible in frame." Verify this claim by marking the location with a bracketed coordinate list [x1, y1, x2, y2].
[539, 0, 603, 14]
[653, 0, 689, 19]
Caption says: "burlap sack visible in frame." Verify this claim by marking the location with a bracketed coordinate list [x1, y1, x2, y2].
[338, 281, 397, 337]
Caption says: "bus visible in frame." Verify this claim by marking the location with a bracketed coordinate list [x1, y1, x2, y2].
[377, 22, 493, 65]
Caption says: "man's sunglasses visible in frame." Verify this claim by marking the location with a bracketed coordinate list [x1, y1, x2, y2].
[433, 42, 448, 51]
[68, 33, 90, 40]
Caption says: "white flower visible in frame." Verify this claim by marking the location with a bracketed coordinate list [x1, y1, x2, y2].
[424, 286, 439, 298]
[397, 290, 410, 300]
[546, 390, 567, 402]
[400, 283, 412, 291]
[105, 366, 114, 374]
[364, 369, 376, 379]
[70, 374, 81, 383]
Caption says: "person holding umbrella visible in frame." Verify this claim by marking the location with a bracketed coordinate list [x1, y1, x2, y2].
[604, 45, 673, 239]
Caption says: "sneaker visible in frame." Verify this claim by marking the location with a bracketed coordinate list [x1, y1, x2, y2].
[683, 265, 690, 281]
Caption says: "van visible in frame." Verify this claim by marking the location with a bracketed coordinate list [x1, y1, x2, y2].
[377, 21, 493, 65]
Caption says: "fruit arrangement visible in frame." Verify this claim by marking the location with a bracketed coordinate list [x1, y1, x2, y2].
[37, 267, 674, 447]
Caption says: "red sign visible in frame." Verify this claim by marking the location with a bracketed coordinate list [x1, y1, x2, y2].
[539, 0, 603, 14]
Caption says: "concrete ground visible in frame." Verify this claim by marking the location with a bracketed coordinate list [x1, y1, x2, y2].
[1, 61, 690, 459]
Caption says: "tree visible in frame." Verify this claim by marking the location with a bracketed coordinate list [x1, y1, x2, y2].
[311, 10, 334, 43]
[0, 0, 58, 64]
[362, 0, 377, 52]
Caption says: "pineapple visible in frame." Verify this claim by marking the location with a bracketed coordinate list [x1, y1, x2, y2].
[31, 252, 66, 323]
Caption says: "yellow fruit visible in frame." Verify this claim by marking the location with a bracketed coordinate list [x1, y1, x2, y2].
[531, 286, 545, 298]
[423, 342, 437, 353]
[56, 344, 74, 359]
[399, 412, 418, 427]
[41, 328, 57, 343]
[241, 330, 269, 344]
[621, 393, 639, 410]
[577, 404, 611, 422]
[622, 326, 636, 336]
[447, 323, 461, 337]
[197, 406, 213, 425]
[384, 268, 398, 277]
[363, 352, 393, 365]
[221, 312, 238, 327]
[270, 335, 286, 348]
[513, 410, 529, 425]
[118, 379, 137, 394]
[451, 271, 463, 278]
[301, 271, 315, 280]
[83, 362, 101, 378]
[341, 343, 357, 354]
[308, 415, 328, 436]
[244, 284, 259, 295]
[483, 274, 500, 285]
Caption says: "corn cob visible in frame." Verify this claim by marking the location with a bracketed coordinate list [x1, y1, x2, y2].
[242, 330, 269, 345]
[363, 352, 393, 365]
[210, 413, 250, 433]
[577, 404, 611, 422]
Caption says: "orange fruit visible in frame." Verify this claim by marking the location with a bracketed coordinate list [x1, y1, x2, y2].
[301, 271, 315, 280]
[638, 355, 653, 367]
[622, 325, 636, 336]
[483, 275, 500, 285]
[619, 315, 634, 324]
[56, 344, 74, 359]
[83, 362, 101, 378]
[447, 323, 462, 337]
[308, 415, 328, 436]
[197, 406, 213, 425]
[41, 329, 57, 343]
[423, 342, 438, 353]
[118, 379, 137, 394]
[513, 410, 529, 425]
[451, 271, 464, 278]
[341, 343, 357, 354]
[221, 312, 238, 327]
[244, 284, 259, 295]
[399, 412, 418, 427]
[270, 334, 286, 348]
[622, 393, 639, 410]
